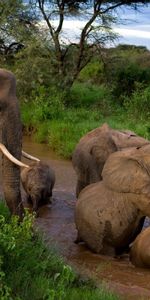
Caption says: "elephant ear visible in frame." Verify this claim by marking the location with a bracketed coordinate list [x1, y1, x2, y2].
[90, 131, 117, 168]
[102, 149, 150, 195]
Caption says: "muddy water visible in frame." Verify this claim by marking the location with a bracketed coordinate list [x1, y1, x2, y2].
[2, 136, 150, 300]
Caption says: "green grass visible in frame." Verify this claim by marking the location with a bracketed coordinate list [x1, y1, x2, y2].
[70, 82, 112, 109]
[21, 102, 150, 159]
[21, 82, 150, 159]
[0, 202, 120, 300]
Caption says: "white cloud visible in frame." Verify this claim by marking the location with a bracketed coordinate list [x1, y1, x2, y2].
[39, 10, 150, 49]
[114, 28, 150, 39]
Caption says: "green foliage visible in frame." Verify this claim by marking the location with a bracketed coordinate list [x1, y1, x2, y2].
[125, 85, 150, 120]
[14, 39, 54, 102]
[103, 45, 150, 104]
[70, 82, 113, 113]
[0, 202, 11, 221]
[63, 287, 119, 300]
[21, 93, 150, 159]
[0, 0, 37, 61]
[110, 62, 150, 104]
[0, 208, 35, 300]
[0, 204, 119, 300]
[78, 60, 104, 84]
[31, 85, 65, 121]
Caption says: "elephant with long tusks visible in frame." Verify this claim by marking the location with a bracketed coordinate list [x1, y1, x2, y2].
[0, 68, 55, 215]
[75, 144, 150, 256]
[0, 68, 25, 216]
[72, 123, 149, 197]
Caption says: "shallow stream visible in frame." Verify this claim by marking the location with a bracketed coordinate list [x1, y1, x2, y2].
[2, 136, 150, 300]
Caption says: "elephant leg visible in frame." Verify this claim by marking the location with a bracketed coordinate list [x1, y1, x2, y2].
[27, 195, 33, 204]
[76, 180, 87, 197]
[32, 196, 39, 213]
[101, 243, 116, 256]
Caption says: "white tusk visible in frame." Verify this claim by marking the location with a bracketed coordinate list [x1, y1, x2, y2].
[0, 143, 29, 168]
[22, 150, 40, 162]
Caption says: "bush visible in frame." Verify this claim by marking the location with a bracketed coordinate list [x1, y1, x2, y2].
[31, 85, 65, 121]
[125, 85, 150, 120]
[69, 82, 113, 113]
[111, 63, 150, 104]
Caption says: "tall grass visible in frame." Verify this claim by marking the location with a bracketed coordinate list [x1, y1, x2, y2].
[21, 83, 150, 159]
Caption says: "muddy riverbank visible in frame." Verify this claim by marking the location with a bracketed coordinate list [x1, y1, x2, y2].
[1, 136, 150, 300]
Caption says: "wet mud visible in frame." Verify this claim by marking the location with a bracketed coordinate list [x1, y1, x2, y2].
[2, 136, 150, 300]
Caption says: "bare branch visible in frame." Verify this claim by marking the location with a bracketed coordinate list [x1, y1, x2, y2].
[38, 0, 55, 39]
[56, 0, 64, 34]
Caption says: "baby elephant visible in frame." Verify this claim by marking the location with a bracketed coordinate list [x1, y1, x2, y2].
[130, 227, 150, 268]
[21, 161, 55, 213]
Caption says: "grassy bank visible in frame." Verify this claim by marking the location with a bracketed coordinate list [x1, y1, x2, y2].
[20, 80, 150, 159]
[0, 202, 119, 300]
[22, 104, 150, 158]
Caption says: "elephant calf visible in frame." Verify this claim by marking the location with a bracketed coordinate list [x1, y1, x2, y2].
[21, 161, 55, 212]
[130, 227, 150, 268]
[0, 143, 56, 213]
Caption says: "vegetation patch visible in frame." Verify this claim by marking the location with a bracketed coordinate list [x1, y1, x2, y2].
[0, 202, 119, 300]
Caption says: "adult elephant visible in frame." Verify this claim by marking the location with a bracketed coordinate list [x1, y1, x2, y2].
[75, 144, 150, 256]
[0, 69, 55, 216]
[72, 123, 149, 196]
[0, 68, 25, 217]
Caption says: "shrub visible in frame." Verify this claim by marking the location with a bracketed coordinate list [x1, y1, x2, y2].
[125, 85, 150, 120]
[111, 63, 150, 104]
[69, 82, 113, 113]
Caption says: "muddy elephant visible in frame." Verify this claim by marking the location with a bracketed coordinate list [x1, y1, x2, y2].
[21, 161, 55, 212]
[0, 68, 25, 217]
[130, 227, 150, 268]
[72, 123, 149, 196]
[75, 144, 150, 256]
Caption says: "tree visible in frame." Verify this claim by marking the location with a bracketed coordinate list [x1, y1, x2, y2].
[0, 0, 37, 57]
[26, 0, 150, 91]
[1, 0, 150, 92]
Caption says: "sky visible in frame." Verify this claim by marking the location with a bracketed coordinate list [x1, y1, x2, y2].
[56, 4, 150, 49]
[113, 5, 150, 49]
[38, 3, 150, 49]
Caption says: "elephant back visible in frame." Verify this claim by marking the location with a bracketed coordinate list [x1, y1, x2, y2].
[111, 128, 149, 150]
[102, 146, 150, 196]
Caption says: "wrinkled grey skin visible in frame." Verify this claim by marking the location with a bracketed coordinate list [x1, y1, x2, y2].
[0, 68, 23, 217]
[21, 161, 55, 212]
[75, 144, 150, 256]
[72, 123, 149, 197]
[130, 227, 150, 268]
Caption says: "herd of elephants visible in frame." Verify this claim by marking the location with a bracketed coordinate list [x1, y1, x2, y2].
[1, 68, 150, 270]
